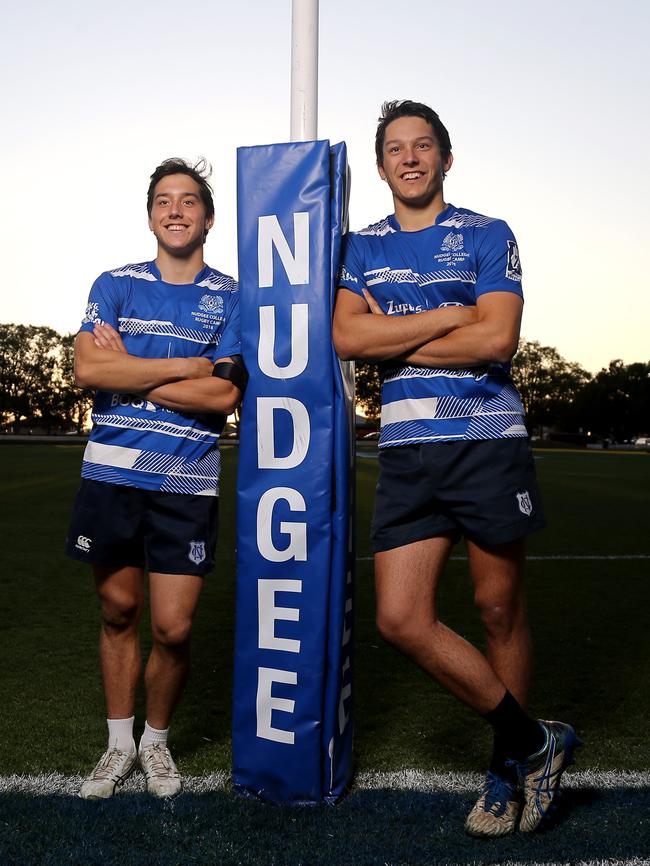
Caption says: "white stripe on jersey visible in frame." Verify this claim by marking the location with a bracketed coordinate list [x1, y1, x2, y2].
[381, 397, 439, 426]
[118, 318, 219, 346]
[196, 273, 238, 292]
[438, 212, 496, 228]
[92, 414, 219, 442]
[109, 264, 157, 281]
[383, 367, 488, 383]
[501, 424, 528, 435]
[83, 440, 141, 469]
[365, 267, 476, 288]
[366, 268, 415, 286]
[358, 218, 395, 237]
[161, 477, 216, 496]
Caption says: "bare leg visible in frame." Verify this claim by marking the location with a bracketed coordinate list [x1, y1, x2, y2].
[375, 536, 506, 714]
[144, 572, 203, 731]
[468, 539, 531, 707]
[94, 565, 145, 719]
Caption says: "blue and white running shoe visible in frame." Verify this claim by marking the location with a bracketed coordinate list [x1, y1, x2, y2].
[513, 720, 582, 832]
[464, 771, 520, 837]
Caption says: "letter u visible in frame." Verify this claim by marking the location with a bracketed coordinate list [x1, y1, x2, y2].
[258, 304, 309, 379]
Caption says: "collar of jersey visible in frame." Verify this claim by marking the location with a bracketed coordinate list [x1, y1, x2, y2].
[148, 260, 212, 285]
[388, 203, 455, 233]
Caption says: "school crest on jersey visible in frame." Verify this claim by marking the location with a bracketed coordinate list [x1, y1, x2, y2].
[516, 491, 533, 516]
[188, 540, 206, 565]
[192, 293, 225, 331]
[441, 232, 464, 252]
[198, 293, 224, 314]
[434, 232, 470, 267]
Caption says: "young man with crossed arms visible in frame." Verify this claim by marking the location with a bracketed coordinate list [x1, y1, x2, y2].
[67, 158, 245, 799]
[333, 101, 580, 836]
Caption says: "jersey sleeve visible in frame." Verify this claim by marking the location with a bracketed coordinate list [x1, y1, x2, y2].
[337, 232, 366, 298]
[78, 272, 122, 334]
[474, 220, 524, 299]
[213, 287, 241, 360]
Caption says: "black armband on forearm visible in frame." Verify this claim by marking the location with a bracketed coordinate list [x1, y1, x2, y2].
[212, 354, 249, 393]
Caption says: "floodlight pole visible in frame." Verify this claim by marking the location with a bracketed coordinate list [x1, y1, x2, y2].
[290, 0, 319, 141]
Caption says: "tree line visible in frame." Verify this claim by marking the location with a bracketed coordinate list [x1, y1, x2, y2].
[355, 340, 650, 443]
[1, 324, 648, 442]
[1, 324, 93, 434]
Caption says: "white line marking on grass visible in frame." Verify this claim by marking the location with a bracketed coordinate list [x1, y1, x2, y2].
[0, 771, 230, 796]
[354, 768, 650, 791]
[457, 861, 650, 866]
[357, 554, 650, 562]
[525, 555, 650, 561]
[2, 768, 649, 796]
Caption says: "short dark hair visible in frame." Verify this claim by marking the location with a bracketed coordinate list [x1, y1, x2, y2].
[375, 100, 452, 168]
[147, 157, 215, 223]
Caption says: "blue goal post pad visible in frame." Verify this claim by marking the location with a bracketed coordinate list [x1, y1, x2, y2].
[233, 139, 354, 804]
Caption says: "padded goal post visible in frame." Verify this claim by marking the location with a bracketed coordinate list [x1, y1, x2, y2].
[233, 139, 354, 804]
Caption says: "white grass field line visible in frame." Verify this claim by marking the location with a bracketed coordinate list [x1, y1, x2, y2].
[357, 554, 650, 562]
[2, 768, 649, 797]
[430, 860, 650, 866]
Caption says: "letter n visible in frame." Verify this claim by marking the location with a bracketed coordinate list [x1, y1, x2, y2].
[258, 213, 309, 287]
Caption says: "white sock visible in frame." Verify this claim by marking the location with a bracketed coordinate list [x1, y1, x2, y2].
[107, 716, 135, 753]
[139, 721, 169, 751]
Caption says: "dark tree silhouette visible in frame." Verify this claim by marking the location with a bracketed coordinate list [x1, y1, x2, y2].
[354, 361, 382, 421]
[0, 324, 92, 432]
[511, 339, 591, 434]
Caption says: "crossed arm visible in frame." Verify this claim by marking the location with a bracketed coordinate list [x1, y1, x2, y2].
[75, 324, 241, 415]
[332, 288, 522, 368]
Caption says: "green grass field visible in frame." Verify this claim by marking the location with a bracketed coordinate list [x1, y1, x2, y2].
[1, 443, 649, 865]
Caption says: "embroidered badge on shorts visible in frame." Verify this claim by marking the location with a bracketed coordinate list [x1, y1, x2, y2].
[516, 491, 533, 516]
[188, 540, 206, 565]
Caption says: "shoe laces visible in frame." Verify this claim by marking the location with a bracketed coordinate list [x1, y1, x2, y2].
[481, 771, 517, 817]
[92, 748, 131, 781]
[508, 726, 561, 798]
[142, 743, 177, 778]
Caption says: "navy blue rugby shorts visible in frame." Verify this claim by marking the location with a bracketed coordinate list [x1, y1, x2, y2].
[371, 438, 545, 553]
[65, 479, 219, 576]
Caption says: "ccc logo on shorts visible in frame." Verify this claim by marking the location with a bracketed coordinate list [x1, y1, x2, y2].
[75, 535, 92, 552]
[516, 491, 533, 517]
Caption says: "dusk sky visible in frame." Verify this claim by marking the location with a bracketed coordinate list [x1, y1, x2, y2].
[2, 0, 648, 373]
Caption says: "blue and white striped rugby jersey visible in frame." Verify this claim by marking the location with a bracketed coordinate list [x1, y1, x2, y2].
[338, 204, 528, 448]
[78, 261, 240, 495]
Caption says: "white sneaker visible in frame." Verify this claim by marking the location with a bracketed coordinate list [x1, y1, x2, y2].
[139, 742, 182, 798]
[79, 747, 137, 800]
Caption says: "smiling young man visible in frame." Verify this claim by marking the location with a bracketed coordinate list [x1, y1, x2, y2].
[333, 101, 581, 836]
[67, 158, 244, 800]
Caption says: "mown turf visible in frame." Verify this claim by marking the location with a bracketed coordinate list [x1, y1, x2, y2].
[354, 447, 650, 772]
[1, 444, 649, 865]
[1, 444, 238, 776]
[1, 783, 649, 866]
[2, 446, 650, 775]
